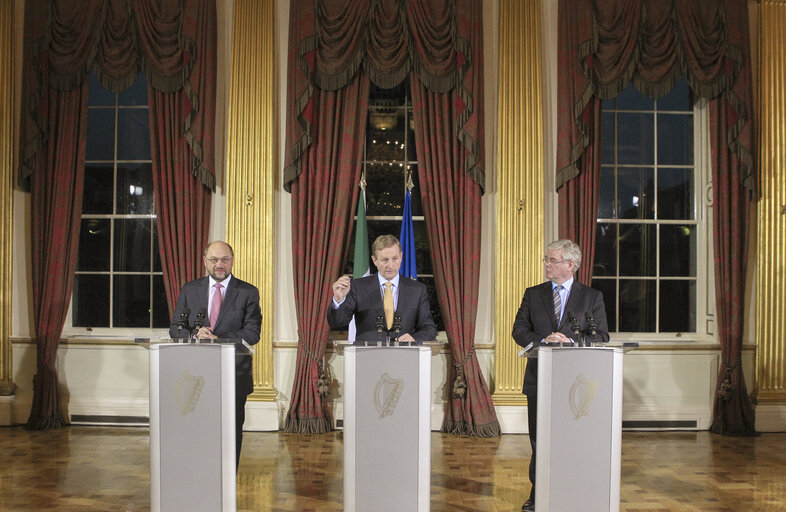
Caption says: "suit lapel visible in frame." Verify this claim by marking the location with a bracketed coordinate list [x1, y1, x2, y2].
[540, 282, 558, 329]
[562, 281, 585, 328]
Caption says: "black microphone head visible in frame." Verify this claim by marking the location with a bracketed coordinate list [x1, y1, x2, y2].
[392, 313, 402, 333]
[194, 308, 206, 329]
[375, 313, 385, 332]
[568, 311, 580, 334]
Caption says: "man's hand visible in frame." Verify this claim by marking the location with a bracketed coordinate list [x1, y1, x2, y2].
[544, 331, 571, 344]
[195, 327, 218, 340]
[397, 333, 415, 342]
[332, 275, 351, 303]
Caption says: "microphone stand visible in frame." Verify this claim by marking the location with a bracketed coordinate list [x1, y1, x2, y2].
[392, 313, 402, 344]
[191, 310, 206, 342]
[568, 312, 583, 347]
[375, 313, 385, 346]
[584, 311, 598, 345]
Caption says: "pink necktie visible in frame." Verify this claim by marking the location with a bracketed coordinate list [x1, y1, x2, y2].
[210, 282, 223, 330]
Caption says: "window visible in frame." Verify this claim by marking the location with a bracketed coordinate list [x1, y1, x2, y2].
[592, 77, 707, 335]
[344, 80, 443, 330]
[71, 72, 169, 330]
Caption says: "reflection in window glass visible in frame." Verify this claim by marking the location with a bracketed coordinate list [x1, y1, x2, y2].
[594, 76, 697, 333]
[75, 71, 167, 329]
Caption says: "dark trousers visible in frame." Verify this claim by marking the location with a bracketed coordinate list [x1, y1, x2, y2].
[526, 392, 537, 499]
[236, 391, 247, 470]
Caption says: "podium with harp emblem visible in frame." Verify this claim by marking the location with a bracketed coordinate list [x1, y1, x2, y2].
[143, 340, 243, 512]
[532, 345, 627, 512]
[341, 342, 438, 512]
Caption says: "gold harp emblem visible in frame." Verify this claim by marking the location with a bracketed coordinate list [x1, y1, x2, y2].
[174, 370, 205, 416]
[374, 373, 404, 419]
[568, 373, 598, 420]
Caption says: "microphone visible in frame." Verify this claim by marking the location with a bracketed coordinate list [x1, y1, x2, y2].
[176, 307, 191, 333]
[392, 313, 402, 340]
[585, 311, 598, 336]
[568, 312, 581, 346]
[194, 308, 207, 331]
[375, 312, 385, 333]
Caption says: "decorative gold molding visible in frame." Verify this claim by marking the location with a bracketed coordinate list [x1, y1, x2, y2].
[225, 0, 276, 402]
[0, 0, 16, 396]
[755, 1, 786, 403]
[493, 0, 545, 407]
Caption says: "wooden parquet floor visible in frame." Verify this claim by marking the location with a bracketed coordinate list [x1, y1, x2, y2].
[1, 426, 785, 511]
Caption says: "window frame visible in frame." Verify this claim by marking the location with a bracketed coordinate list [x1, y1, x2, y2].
[594, 94, 715, 343]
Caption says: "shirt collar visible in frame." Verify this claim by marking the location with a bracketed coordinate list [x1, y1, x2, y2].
[552, 276, 574, 292]
[377, 272, 400, 288]
[209, 274, 232, 289]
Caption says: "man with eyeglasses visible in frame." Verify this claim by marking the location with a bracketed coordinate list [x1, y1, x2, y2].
[169, 240, 262, 468]
[512, 239, 609, 511]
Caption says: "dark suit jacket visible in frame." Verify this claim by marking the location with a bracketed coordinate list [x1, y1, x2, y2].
[326, 274, 437, 342]
[169, 276, 262, 396]
[512, 279, 609, 396]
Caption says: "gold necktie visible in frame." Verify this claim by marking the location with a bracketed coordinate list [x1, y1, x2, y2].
[383, 282, 394, 330]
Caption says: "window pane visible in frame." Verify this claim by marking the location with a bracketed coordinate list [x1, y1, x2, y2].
[113, 275, 151, 327]
[619, 224, 656, 276]
[417, 276, 444, 332]
[619, 279, 656, 331]
[413, 222, 432, 275]
[591, 279, 616, 332]
[616, 83, 654, 111]
[73, 274, 110, 327]
[659, 280, 696, 332]
[116, 163, 155, 214]
[152, 275, 170, 328]
[406, 111, 416, 161]
[598, 167, 615, 218]
[617, 113, 654, 165]
[86, 109, 116, 161]
[657, 167, 694, 220]
[83, 164, 114, 214]
[113, 219, 152, 272]
[153, 223, 162, 273]
[657, 113, 693, 165]
[117, 109, 151, 160]
[88, 73, 115, 107]
[365, 164, 405, 216]
[617, 167, 654, 220]
[78, 219, 111, 271]
[660, 225, 696, 277]
[367, 116, 406, 161]
[594, 223, 617, 276]
[118, 75, 148, 106]
[657, 76, 691, 112]
[601, 112, 615, 164]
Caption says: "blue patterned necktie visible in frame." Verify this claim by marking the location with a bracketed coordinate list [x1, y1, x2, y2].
[553, 284, 562, 325]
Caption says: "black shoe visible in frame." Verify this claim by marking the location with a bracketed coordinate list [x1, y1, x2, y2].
[521, 497, 535, 511]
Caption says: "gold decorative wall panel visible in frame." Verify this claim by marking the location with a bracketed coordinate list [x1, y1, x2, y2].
[225, 0, 276, 401]
[493, 0, 545, 406]
[756, 0, 786, 403]
[0, 0, 16, 396]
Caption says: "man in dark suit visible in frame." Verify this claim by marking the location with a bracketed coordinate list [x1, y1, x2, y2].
[169, 240, 261, 468]
[327, 234, 436, 342]
[512, 239, 610, 511]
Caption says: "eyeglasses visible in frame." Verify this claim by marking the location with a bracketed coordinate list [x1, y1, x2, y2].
[542, 257, 569, 266]
[206, 257, 233, 264]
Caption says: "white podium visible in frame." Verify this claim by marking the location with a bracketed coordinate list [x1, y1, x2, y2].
[535, 346, 624, 512]
[343, 344, 433, 512]
[147, 342, 237, 512]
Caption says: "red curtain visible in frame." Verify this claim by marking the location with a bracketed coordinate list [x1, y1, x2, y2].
[284, 0, 496, 435]
[556, 0, 756, 434]
[18, 0, 216, 429]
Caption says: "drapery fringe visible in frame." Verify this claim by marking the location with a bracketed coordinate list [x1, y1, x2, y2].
[25, 414, 67, 431]
[283, 416, 332, 434]
[709, 420, 758, 437]
[441, 419, 501, 438]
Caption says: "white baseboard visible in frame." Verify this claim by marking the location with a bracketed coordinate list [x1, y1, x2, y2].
[0, 395, 14, 426]
[755, 404, 786, 432]
[244, 401, 280, 431]
[495, 405, 529, 434]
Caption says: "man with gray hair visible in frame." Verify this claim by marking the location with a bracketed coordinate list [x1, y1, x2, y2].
[512, 239, 610, 511]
